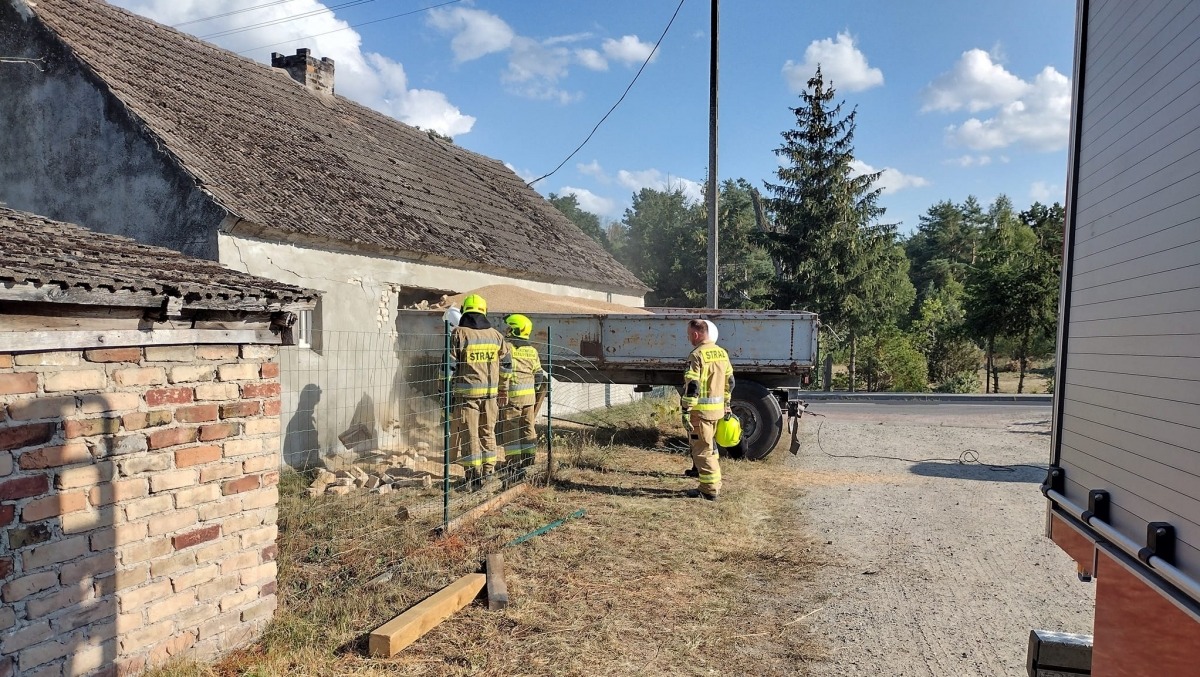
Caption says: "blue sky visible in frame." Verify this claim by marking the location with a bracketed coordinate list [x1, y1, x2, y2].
[114, 0, 1077, 233]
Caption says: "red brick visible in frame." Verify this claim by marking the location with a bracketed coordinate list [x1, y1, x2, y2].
[261, 544, 277, 562]
[0, 474, 48, 501]
[64, 417, 122, 439]
[172, 525, 220, 550]
[0, 423, 54, 452]
[19, 443, 90, 470]
[219, 401, 260, 419]
[222, 475, 260, 495]
[260, 363, 280, 379]
[145, 387, 193, 407]
[240, 383, 281, 399]
[260, 581, 277, 597]
[175, 445, 221, 468]
[199, 423, 237, 442]
[0, 557, 11, 579]
[262, 399, 281, 416]
[147, 427, 198, 450]
[0, 354, 11, 368]
[175, 405, 219, 424]
[0, 373, 37, 396]
[0, 504, 14, 527]
[84, 348, 142, 363]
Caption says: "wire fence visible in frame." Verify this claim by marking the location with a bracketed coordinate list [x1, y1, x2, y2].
[278, 329, 645, 531]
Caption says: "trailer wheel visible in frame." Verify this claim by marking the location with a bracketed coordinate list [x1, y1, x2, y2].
[727, 380, 783, 461]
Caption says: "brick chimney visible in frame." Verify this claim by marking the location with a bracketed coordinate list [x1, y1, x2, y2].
[271, 48, 335, 97]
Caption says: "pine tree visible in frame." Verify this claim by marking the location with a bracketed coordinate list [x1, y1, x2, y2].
[762, 67, 912, 387]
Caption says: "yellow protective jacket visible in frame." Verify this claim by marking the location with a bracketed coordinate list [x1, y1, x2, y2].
[681, 340, 734, 421]
[505, 339, 547, 406]
[450, 314, 510, 399]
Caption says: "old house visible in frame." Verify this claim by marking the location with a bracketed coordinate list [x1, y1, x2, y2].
[0, 0, 648, 464]
[0, 206, 319, 676]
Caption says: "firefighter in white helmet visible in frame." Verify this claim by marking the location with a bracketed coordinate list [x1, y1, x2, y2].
[499, 313, 548, 478]
[680, 318, 733, 501]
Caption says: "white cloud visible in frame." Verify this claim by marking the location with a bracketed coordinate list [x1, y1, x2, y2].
[503, 36, 578, 103]
[849, 160, 930, 194]
[113, 0, 475, 137]
[602, 35, 658, 65]
[923, 50, 1071, 152]
[782, 32, 883, 93]
[616, 168, 704, 204]
[575, 48, 608, 71]
[921, 49, 1029, 112]
[545, 33, 592, 46]
[1031, 181, 1061, 203]
[427, 7, 514, 62]
[577, 160, 609, 182]
[947, 154, 993, 167]
[560, 186, 617, 216]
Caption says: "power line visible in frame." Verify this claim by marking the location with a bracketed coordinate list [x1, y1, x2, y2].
[172, 0, 304, 28]
[200, 0, 379, 40]
[237, 0, 465, 54]
[526, 0, 687, 187]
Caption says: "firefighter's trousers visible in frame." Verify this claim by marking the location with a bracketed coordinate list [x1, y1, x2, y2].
[451, 396, 501, 473]
[688, 413, 722, 496]
[500, 402, 539, 463]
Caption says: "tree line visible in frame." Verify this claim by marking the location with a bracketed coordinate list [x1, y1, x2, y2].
[549, 68, 1063, 394]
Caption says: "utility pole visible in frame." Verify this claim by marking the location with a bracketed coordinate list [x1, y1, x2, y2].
[705, 0, 719, 309]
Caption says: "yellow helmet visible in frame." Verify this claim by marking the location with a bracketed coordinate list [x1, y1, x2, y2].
[505, 313, 533, 339]
[462, 294, 487, 314]
[715, 413, 742, 448]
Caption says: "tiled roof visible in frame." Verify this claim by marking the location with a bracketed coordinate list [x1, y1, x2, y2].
[0, 207, 319, 311]
[20, 0, 647, 293]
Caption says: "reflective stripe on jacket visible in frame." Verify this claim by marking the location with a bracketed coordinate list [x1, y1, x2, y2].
[681, 340, 734, 420]
[450, 319, 510, 399]
[505, 341, 546, 405]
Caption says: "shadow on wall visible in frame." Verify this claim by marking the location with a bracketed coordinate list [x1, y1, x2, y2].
[3, 404, 118, 675]
[283, 383, 321, 469]
[908, 460, 1045, 484]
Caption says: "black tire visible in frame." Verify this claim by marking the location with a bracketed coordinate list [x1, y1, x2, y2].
[726, 380, 783, 461]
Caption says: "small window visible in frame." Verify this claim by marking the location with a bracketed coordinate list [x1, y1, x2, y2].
[295, 310, 313, 348]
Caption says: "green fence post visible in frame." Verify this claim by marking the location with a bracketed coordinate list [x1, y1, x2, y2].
[545, 326, 553, 482]
[443, 321, 451, 532]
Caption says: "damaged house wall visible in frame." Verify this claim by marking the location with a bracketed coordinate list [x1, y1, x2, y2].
[0, 1, 226, 259]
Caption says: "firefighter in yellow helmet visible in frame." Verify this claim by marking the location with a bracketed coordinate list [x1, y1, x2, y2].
[680, 318, 734, 501]
[448, 294, 511, 490]
[499, 313, 548, 478]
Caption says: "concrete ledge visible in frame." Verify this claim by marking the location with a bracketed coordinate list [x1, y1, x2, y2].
[797, 392, 1052, 404]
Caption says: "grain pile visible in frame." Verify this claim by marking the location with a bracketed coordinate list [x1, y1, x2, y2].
[433, 284, 652, 315]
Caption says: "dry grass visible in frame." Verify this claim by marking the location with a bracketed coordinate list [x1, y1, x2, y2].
[147, 429, 827, 676]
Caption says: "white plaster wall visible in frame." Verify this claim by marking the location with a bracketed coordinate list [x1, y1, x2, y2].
[218, 233, 644, 466]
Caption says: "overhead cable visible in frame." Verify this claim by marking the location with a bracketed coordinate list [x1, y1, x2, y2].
[526, 0, 687, 187]
[236, 0, 465, 54]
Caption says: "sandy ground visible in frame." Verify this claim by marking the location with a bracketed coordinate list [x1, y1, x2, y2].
[785, 403, 1095, 676]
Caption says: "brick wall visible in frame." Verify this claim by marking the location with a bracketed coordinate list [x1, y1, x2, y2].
[0, 344, 282, 677]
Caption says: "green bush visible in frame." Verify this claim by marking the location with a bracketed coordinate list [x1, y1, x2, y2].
[934, 370, 981, 393]
[863, 334, 929, 392]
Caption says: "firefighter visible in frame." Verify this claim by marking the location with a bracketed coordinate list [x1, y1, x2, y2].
[499, 313, 548, 478]
[448, 294, 510, 490]
[680, 318, 734, 501]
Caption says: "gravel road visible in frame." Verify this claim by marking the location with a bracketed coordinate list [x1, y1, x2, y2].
[784, 403, 1095, 676]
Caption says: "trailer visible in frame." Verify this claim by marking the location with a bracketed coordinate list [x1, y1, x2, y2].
[1036, 1, 1200, 674]
[399, 308, 819, 460]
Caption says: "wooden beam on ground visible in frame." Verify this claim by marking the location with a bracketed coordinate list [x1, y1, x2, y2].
[436, 482, 531, 535]
[485, 553, 508, 611]
[368, 573, 486, 657]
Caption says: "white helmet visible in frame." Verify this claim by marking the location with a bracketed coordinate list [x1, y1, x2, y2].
[442, 306, 462, 328]
[704, 320, 719, 342]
